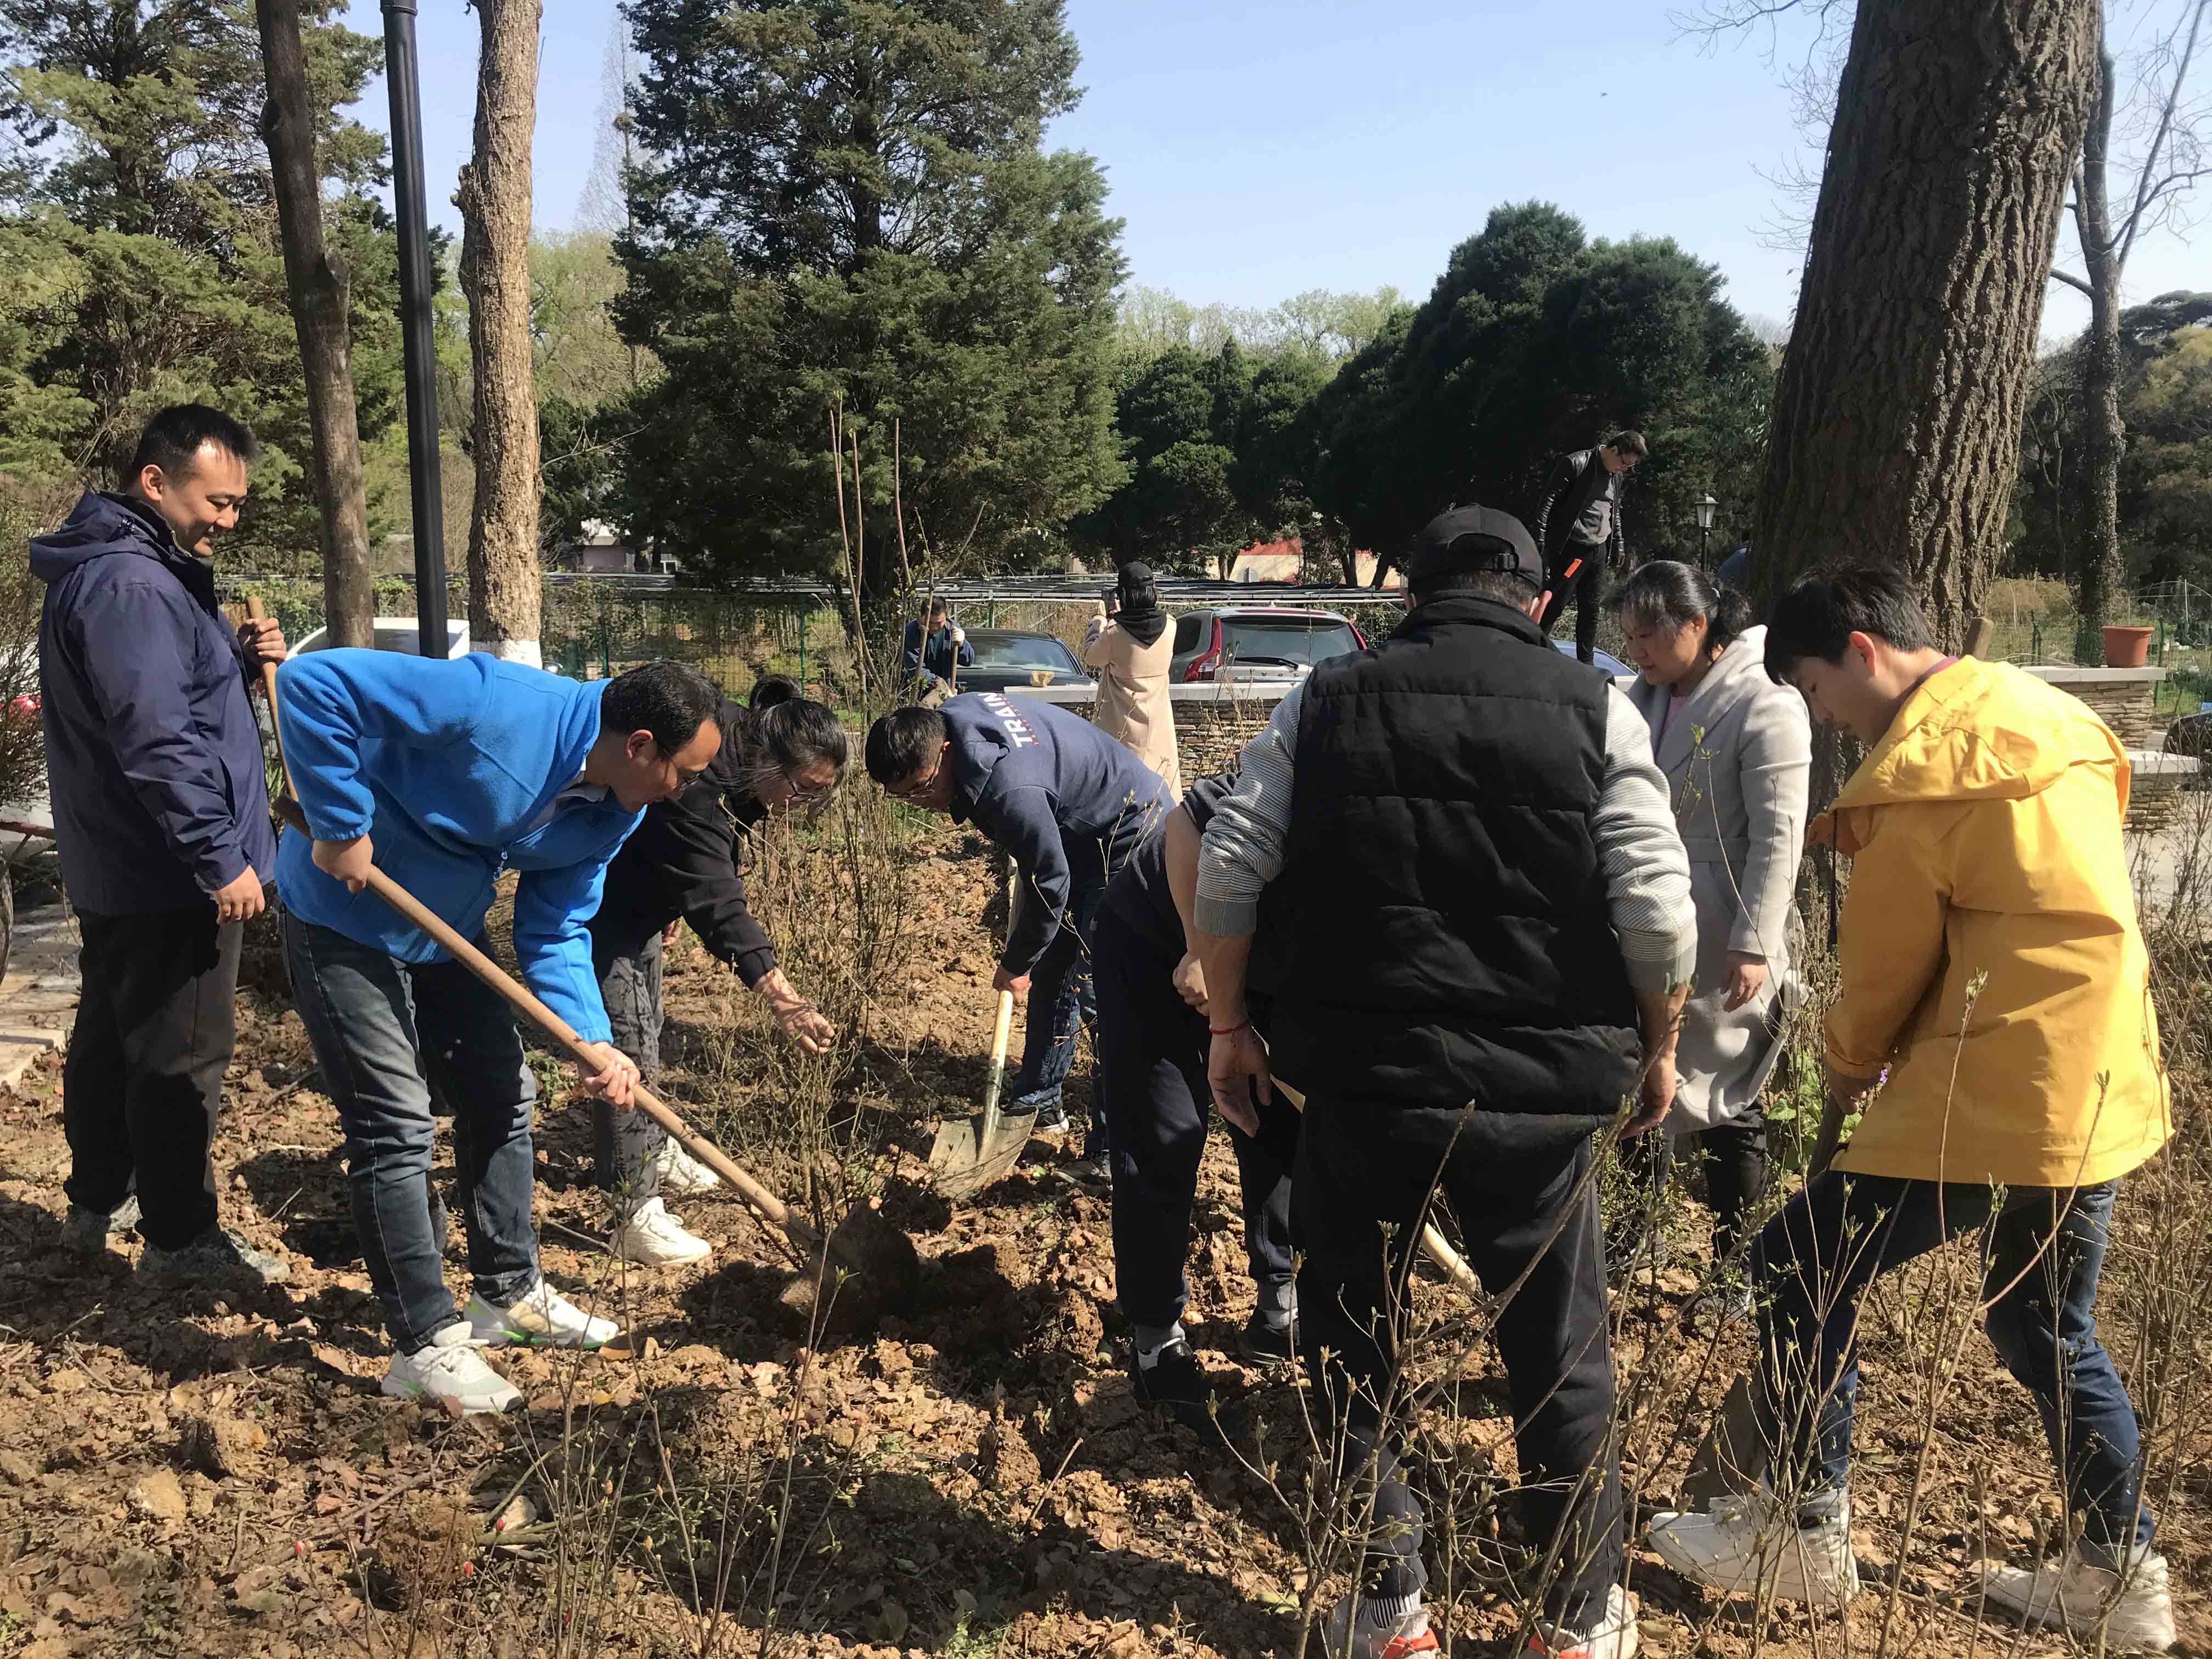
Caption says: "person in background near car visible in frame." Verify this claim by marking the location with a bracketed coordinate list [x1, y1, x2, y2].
[865, 693, 1171, 1187]
[1649, 567, 2174, 1651]
[902, 597, 974, 706]
[275, 652, 722, 1417]
[1095, 765, 1297, 1441]
[586, 676, 846, 1267]
[1534, 430, 1646, 664]
[1611, 562, 1810, 1320]
[1084, 561, 1181, 797]
[1194, 505, 1694, 1659]
[32, 405, 293, 1286]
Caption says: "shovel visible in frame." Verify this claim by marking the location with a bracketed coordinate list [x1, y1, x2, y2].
[253, 655, 921, 1319]
[928, 858, 1036, 1200]
[1267, 1075, 1483, 1300]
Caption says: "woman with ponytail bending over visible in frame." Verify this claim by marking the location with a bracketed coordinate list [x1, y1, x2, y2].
[585, 676, 848, 1267]
[1613, 562, 1812, 1317]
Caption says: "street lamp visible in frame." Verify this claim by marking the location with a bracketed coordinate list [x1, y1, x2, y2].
[1695, 493, 1719, 572]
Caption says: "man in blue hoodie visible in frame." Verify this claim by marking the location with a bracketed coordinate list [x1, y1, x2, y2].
[33, 405, 292, 1286]
[274, 649, 721, 1415]
[864, 692, 1170, 1183]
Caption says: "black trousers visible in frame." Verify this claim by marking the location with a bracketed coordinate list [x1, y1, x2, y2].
[1613, 1120, 1770, 1265]
[63, 907, 240, 1250]
[1539, 544, 1606, 663]
[1094, 909, 1296, 1331]
[1297, 1098, 1622, 1627]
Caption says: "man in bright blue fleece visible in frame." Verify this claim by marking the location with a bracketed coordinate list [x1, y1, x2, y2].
[864, 692, 1171, 1186]
[275, 650, 722, 1417]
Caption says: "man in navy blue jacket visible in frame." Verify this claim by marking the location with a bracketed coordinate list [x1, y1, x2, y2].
[275, 649, 721, 1415]
[864, 692, 1170, 1181]
[33, 405, 291, 1286]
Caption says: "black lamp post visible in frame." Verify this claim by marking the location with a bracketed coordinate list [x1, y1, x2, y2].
[1695, 493, 1719, 572]
[382, 0, 449, 662]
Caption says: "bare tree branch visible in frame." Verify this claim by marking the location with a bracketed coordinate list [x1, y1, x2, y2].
[2118, 0, 2212, 268]
[2052, 267, 2097, 296]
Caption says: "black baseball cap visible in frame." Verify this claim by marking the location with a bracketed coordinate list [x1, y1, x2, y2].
[1406, 506, 1543, 590]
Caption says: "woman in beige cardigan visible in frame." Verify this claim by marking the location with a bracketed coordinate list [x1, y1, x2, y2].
[1084, 561, 1181, 797]
[1613, 560, 1810, 1318]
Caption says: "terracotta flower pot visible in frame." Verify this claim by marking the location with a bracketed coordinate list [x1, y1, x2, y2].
[2102, 624, 2154, 668]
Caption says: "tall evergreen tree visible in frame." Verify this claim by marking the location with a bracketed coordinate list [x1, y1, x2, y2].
[613, 0, 1127, 591]
[0, 0, 400, 563]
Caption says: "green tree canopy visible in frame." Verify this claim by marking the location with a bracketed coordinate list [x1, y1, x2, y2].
[1299, 201, 1771, 576]
[612, 0, 1126, 591]
[0, 0, 402, 566]
[2017, 293, 2212, 589]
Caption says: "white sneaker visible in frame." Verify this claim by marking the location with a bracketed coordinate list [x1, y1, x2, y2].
[1981, 1545, 2174, 1651]
[1524, 1584, 1641, 1657]
[381, 1325, 521, 1416]
[606, 1197, 712, 1267]
[467, 1279, 619, 1350]
[651, 1139, 721, 1195]
[1647, 1488, 1859, 1609]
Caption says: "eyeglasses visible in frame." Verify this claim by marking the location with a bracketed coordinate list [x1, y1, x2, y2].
[883, 759, 943, 802]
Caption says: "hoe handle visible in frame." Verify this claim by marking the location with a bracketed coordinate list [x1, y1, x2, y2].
[269, 794, 820, 1254]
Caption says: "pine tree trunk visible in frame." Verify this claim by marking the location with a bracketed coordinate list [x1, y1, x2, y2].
[255, 0, 374, 649]
[1750, 0, 2099, 651]
[2075, 43, 2126, 661]
[457, 0, 544, 665]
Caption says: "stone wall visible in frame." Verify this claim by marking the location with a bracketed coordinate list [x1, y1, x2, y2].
[1022, 684, 1286, 780]
[2023, 667, 2167, 749]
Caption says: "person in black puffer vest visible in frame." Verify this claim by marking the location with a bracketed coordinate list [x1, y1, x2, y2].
[586, 678, 848, 1268]
[1191, 506, 1696, 1659]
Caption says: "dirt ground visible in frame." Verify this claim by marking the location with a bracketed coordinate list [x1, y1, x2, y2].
[0, 823, 2204, 1657]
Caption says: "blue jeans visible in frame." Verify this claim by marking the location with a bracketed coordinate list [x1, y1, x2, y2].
[283, 913, 540, 1353]
[1756, 1170, 2153, 1560]
[1005, 882, 1108, 1157]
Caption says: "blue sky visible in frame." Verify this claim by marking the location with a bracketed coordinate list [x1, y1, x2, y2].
[341, 0, 2201, 340]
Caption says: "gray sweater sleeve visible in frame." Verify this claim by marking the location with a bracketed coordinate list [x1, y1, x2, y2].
[1194, 682, 1305, 936]
[1598, 683, 1699, 991]
[1194, 677, 1697, 993]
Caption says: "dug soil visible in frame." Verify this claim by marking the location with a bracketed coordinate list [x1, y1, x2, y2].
[0, 821, 2202, 1657]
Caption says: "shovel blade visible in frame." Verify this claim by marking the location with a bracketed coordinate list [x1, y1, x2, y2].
[928, 1110, 1033, 1203]
[1683, 1373, 1765, 1508]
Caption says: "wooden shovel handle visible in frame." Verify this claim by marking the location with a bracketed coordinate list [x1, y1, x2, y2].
[269, 795, 820, 1252]
[1268, 1074, 1481, 1299]
[244, 596, 287, 782]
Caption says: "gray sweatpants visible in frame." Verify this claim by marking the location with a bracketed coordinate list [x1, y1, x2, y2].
[592, 930, 669, 1214]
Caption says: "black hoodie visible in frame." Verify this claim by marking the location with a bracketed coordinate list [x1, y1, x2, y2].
[587, 699, 777, 984]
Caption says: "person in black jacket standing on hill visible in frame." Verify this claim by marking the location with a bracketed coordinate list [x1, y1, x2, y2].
[1534, 430, 1646, 663]
[586, 678, 847, 1266]
[32, 405, 292, 1286]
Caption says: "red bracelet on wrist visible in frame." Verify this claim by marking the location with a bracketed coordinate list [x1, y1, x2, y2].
[1210, 1019, 1251, 1037]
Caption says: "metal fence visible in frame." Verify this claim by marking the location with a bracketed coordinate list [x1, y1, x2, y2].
[213, 573, 1439, 704]
[227, 568, 2212, 704]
